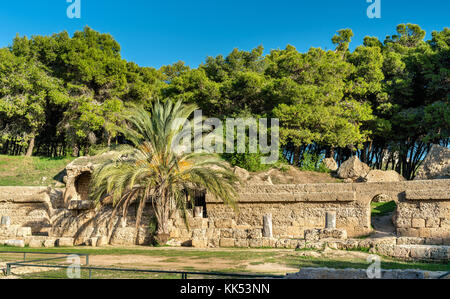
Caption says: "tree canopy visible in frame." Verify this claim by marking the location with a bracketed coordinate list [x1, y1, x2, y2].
[1, 24, 448, 179]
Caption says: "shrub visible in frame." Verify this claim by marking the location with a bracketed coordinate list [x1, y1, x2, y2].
[299, 153, 330, 173]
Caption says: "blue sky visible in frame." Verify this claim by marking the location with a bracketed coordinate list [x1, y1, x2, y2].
[0, 0, 448, 68]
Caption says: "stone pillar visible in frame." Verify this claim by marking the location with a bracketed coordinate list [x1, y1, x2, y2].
[1, 216, 10, 228]
[262, 214, 273, 238]
[326, 211, 336, 229]
[194, 206, 204, 218]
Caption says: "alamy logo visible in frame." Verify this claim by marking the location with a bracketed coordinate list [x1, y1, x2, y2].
[67, 0, 81, 19]
[367, 0, 381, 19]
[366, 255, 381, 279]
[66, 254, 81, 278]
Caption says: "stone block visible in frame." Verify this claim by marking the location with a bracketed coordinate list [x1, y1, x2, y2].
[423, 237, 442, 245]
[214, 219, 236, 229]
[44, 239, 56, 248]
[248, 239, 263, 248]
[219, 238, 235, 247]
[426, 218, 440, 228]
[5, 240, 25, 248]
[1, 216, 11, 228]
[169, 228, 181, 238]
[28, 239, 43, 248]
[393, 246, 410, 259]
[418, 228, 432, 238]
[56, 237, 74, 247]
[191, 238, 207, 248]
[248, 229, 262, 239]
[410, 246, 431, 259]
[262, 237, 277, 248]
[326, 211, 336, 229]
[395, 218, 412, 228]
[440, 219, 450, 228]
[396, 237, 424, 245]
[234, 229, 248, 239]
[235, 239, 249, 248]
[332, 229, 347, 240]
[397, 228, 420, 237]
[16, 227, 32, 237]
[96, 236, 108, 247]
[430, 228, 448, 238]
[262, 214, 273, 238]
[412, 218, 426, 228]
[189, 218, 208, 229]
[192, 229, 206, 239]
[220, 228, 234, 238]
[304, 229, 320, 241]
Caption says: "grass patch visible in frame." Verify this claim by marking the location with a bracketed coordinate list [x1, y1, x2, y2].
[0, 155, 75, 186]
[283, 254, 450, 272]
[371, 201, 397, 216]
[2, 245, 449, 278]
[0, 245, 277, 261]
[17, 268, 181, 279]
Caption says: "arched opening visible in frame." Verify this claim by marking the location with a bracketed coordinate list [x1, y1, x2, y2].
[370, 194, 397, 237]
[75, 172, 92, 201]
[186, 189, 207, 218]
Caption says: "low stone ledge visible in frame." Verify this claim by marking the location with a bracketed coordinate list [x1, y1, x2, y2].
[56, 237, 74, 247]
[67, 200, 95, 210]
[0, 187, 50, 203]
[304, 229, 347, 241]
[376, 244, 450, 261]
[404, 190, 450, 201]
[284, 267, 447, 279]
[208, 191, 355, 203]
[0, 226, 33, 238]
[3, 240, 25, 248]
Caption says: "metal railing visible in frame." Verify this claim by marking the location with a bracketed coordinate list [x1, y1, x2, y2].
[1, 251, 90, 276]
[2, 250, 284, 279]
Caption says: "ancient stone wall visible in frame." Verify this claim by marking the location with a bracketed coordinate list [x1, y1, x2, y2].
[0, 186, 155, 245]
[206, 179, 450, 241]
[395, 189, 450, 244]
[0, 187, 59, 234]
[1, 180, 449, 251]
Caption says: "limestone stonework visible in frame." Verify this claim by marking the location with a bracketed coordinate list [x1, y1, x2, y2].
[1, 179, 450, 261]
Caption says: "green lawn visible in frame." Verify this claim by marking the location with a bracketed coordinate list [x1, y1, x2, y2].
[0, 155, 74, 186]
[1, 245, 448, 280]
[371, 201, 397, 216]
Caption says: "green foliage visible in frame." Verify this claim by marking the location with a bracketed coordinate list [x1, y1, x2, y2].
[298, 153, 330, 173]
[224, 151, 271, 172]
[0, 24, 448, 181]
[371, 201, 397, 216]
[90, 100, 238, 243]
[0, 155, 74, 186]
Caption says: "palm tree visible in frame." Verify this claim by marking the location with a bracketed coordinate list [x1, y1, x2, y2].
[90, 100, 238, 244]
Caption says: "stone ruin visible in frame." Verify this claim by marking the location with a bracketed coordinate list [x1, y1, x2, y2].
[1, 146, 450, 262]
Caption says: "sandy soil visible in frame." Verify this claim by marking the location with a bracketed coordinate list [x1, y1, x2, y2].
[372, 212, 396, 238]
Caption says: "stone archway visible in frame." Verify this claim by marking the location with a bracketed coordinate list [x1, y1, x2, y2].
[370, 194, 397, 237]
[75, 172, 92, 202]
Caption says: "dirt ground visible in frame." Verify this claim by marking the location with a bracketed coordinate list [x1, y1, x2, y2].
[80, 247, 373, 274]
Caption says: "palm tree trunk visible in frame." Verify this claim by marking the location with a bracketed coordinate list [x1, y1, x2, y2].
[154, 193, 171, 245]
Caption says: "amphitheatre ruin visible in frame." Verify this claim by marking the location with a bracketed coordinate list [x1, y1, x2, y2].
[1, 145, 449, 266]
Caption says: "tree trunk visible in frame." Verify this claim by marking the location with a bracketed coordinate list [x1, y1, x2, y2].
[293, 147, 301, 167]
[25, 136, 35, 157]
[72, 145, 79, 157]
[154, 194, 171, 245]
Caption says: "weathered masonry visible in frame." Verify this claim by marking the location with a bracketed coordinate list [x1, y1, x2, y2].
[206, 180, 450, 240]
[1, 179, 449, 250]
